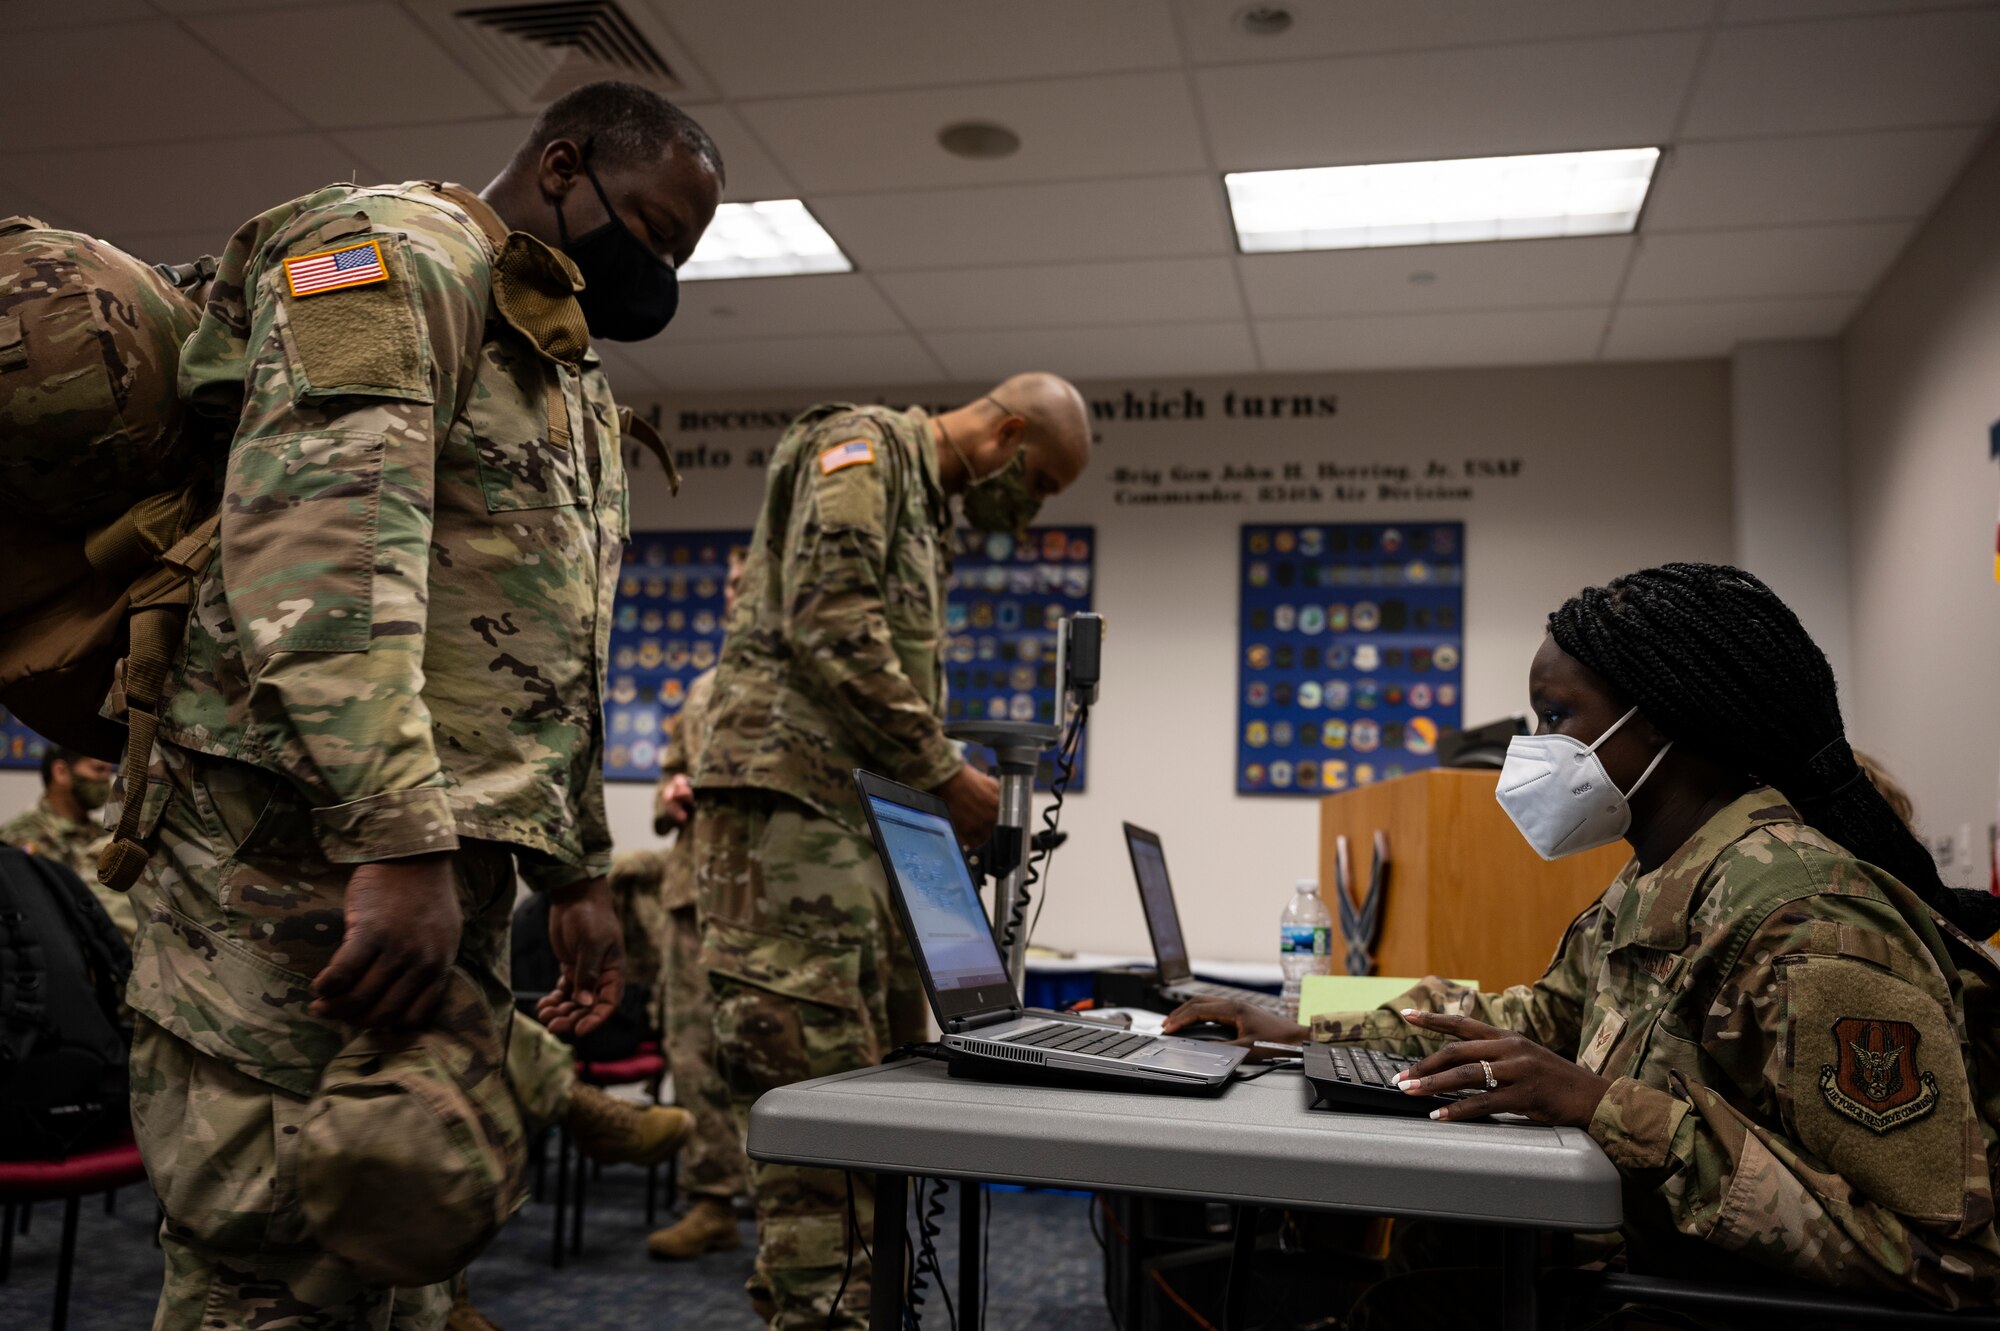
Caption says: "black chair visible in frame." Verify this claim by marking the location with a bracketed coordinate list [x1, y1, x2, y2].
[1544, 1267, 2000, 1329]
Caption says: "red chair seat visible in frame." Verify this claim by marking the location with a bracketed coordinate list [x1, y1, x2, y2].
[576, 1052, 666, 1086]
[0, 1138, 148, 1203]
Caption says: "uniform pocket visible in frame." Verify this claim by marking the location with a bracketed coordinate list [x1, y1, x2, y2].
[274, 231, 431, 404]
[705, 919, 875, 1093]
[222, 429, 384, 656]
[465, 340, 583, 511]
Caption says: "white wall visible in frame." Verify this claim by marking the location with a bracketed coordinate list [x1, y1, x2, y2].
[1844, 127, 2000, 881]
[0, 364, 1736, 962]
[1730, 340, 1853, 689]
[623, 362, 1734, 961]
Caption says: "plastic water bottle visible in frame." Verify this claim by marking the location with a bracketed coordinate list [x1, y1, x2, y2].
[1279, 880, 1333, 1015]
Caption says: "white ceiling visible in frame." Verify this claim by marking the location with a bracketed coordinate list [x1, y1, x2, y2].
[5, 0, 1998, 392]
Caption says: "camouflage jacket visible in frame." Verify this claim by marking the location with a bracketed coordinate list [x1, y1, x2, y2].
[1312, 790, 2000, 1307]
[159, 182, 627, 890]
[657, 665, 716, 911]
[693, 405, 959, 831]
[0, 797, 107, 877]
[0, 798, 135, 945]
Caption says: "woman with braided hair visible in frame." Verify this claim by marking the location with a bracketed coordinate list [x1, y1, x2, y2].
[1170, 562, 2000, 1316]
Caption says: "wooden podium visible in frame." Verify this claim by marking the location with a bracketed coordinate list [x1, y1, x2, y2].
[1318, 769, 1630, 991]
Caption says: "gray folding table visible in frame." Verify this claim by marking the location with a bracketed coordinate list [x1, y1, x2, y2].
[749, 1058, 1623, 1330]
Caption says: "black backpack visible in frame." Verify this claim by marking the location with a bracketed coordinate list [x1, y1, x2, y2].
[0, 845, 131, 1158]
[510, 891, 654, 1064]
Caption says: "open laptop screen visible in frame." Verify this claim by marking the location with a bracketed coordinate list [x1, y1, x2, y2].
[869, 794, 1013, 999]
[1124, 824, 1192, 984]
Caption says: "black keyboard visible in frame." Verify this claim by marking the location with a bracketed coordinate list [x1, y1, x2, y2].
[1302, 1042, 1481, 1116]
[1005, 1022, 1154, 1061]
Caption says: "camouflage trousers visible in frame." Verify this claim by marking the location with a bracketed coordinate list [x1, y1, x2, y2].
[506, 1012, 579, 1132]
[698, 792, 928, 1330]
[666, 898, 748, 1199]
[127, 743, 520, 1330]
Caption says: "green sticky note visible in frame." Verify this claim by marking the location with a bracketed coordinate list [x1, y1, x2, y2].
[1299, 974, 1479, 1021]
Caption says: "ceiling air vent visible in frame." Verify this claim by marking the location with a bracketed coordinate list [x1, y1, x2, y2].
[433, 0, 691, 110]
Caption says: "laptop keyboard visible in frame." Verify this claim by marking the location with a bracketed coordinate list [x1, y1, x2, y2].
[1004, 1023, 1154, 1061]
[1174, 981, 1290, 1014]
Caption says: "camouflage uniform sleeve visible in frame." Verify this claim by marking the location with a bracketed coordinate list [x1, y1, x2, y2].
[1587, 896, 2000, 1306]
[185, 192, 490, 864]
[1309, 901, 1604, 1056]
[779, 420, 961, 792]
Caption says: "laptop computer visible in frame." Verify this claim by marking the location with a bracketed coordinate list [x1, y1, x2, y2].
[856, 771, 1247, 1091]
[1123, 823, 1290, 1017]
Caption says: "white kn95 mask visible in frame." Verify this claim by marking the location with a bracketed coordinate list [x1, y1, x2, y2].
[1494, 706, 1672, 860]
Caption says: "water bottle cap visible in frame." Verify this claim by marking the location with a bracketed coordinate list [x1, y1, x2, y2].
[1295, 879, 1318, 892]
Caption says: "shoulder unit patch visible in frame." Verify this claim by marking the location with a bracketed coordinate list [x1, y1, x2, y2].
[1820, 1016, 1940, 1134]
[819, 437, 876, 475]
[284, 240, 389, 297]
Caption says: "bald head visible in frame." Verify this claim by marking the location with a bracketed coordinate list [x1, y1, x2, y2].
[937, 372, 1092, 506]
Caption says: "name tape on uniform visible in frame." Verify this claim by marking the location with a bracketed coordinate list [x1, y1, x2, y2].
[819, 437, 876, 475]
[284, 240, 390, 298]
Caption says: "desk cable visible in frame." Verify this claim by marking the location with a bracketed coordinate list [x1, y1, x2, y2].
[996, 700, 1088, 959]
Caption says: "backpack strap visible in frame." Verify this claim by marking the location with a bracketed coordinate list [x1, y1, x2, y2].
[97, 516, 218, 892]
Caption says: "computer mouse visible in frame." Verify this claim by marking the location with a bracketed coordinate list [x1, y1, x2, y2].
[1171, 1021, 1240, 1041]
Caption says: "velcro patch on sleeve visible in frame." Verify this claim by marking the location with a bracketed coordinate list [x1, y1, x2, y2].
[819, 437, 876, 475]
[283, 240, 390, 298]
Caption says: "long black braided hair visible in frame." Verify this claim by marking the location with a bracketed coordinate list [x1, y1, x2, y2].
[1547, 561, 2000, 939]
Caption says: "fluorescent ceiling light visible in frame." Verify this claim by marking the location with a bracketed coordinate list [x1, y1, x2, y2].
[680, 199, 853, 280]
[1225, 147, 1660, 253]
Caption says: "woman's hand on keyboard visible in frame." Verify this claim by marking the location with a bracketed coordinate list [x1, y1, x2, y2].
[1162, 997, 1309, 1048]
[1390, 1011, 1611, 1126]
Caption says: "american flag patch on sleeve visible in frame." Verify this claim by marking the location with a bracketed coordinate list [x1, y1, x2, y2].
[819, 437, 876, 475]
[283, 240, 390, 297]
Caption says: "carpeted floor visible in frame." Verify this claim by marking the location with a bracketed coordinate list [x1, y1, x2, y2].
[0, 1162, 1115, 1330]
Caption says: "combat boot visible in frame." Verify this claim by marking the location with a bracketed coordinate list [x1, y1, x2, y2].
[646, 1195, 743, 1260]
[561, 1084, 693, 1166]
[445, 1292, 505, 1331]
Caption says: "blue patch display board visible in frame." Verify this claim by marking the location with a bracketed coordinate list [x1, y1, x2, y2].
[0, 710, 48, 770]
[944, 526, 1094, 792]
[604, 530, 752, 783]
[1237, 522, 1465, 796]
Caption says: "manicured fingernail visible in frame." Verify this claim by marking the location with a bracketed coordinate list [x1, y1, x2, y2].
[1428, 1109, 1444, 1120]
[1401, 1009, 1419, 1017]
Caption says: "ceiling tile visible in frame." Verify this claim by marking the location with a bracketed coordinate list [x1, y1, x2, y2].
[1683, 9, 2000, 138]
[1623, 222, 1913, 302]
[1237, 236, 1633, 319]
[876, 258, 1241, 331]
[618, 331, 943, 391]
[1722, 0, 1973, 20]
[924, 322, 1258, 382]
[812, 176, 1228, 271]
[10, 0, 155, 28]
[329, 119, 533, 190]
[742, 71, 1206, 195]
[1176, 0, 1715, 63]
[186, 2, 507, 128]
[1, 133, 357, 238]
[672, 274, 908, 339]
[149, 0, 322, 12]
[1258, 308, 1608, 372]
[588, 344, 665, 397]
[1195, 33, 1703, 172]
[7, 20, 305, 149]
[110, 230, 239, 265]
[653, 0, 1180, 98]
[331, 105, 792, 201]
[1644, 127, 1984, 229]
[1602, 296, 1857, 358]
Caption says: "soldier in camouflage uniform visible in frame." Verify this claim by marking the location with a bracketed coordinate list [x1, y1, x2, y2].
[0, 745, 127, 940]
[1168, 564, 2000, 1322]
[694, 375, 1092, 1327]
[124, 83, 722, 1330]
[647, 546, 751, 1261]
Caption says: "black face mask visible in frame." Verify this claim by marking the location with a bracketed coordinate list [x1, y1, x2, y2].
[553, 144, 679, 342]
